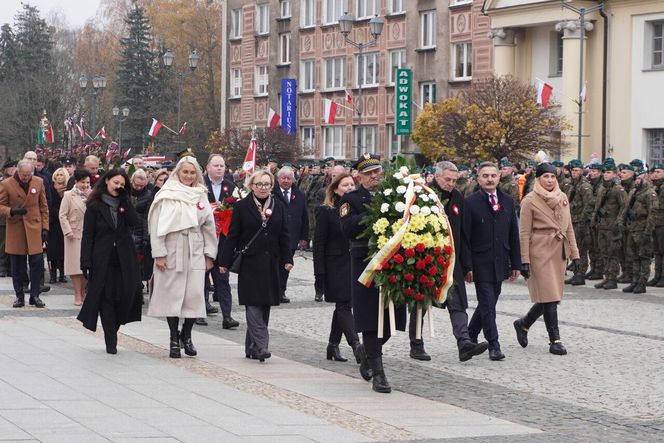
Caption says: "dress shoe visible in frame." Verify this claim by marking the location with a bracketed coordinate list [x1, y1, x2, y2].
[222, 316, 239, 329]
[622, 282, 637, 293]
[280, 296, 291, 304]
[12, 297, 25, 308]
[409, 348, 431, 361]
[489, 349, 505, 361]
[602, 281, 618, 290]
[617, 274, 631, 284]
[549, 340, 567, 355]
[568, 275, 585, 286]
[459, 341, 488, 362]
[587, 272, 604, 280]
[633, 283, 646, 294]
[314, 293, 323, 302]
[194, 318, 208, 326]
[29, 297, 45, 308]
[180, 332, 197, 356]
[593, 280, 607, 289]
[326, 344, 348, 362]
[205, 302, 219, 315]
[513, 319, 529, 348]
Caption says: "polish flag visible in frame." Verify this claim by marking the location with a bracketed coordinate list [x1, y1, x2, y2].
[179, 122, 187, 136]
[122, 148, 132, 159]
[345, 89, 353, 104]
[267, 108, 280, 129]
[242, 137, 257, 175]
[536, 80, 553, 109]
[97, 126, 107, 140]
[148, 118, 162, 137]
[105, 148, 112, 161]
[323, 99, 337, 124]
[579, 82, 587, 103]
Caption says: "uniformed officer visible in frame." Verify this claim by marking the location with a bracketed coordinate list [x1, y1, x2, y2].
[498, 161, 519, 212]
[339, 154, 406, 394]
[586, 163, 605, 280]
[552, 160, 573, 197]
[622, 170, 659, 293]
[630, 158, 645, 173]
[565, 160, 594, 285]
[456, 165, 476, 197]
[648, 163, 664, 287]
[591, 162, 628, 289]
[617, 163, 637, 283]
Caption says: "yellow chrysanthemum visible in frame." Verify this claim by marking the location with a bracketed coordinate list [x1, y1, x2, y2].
[408, 213, 427, 233]
[391, 219, 404, 235]
[373, 217, 390, 235]
[377, 235, 389, 249]
[402, 232, 418, 249]
[435, 232, 446, 246]
[427, 215, 442, 232]
[421, 232, 435, 248]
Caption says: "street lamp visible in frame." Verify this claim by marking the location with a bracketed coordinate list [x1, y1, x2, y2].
[79, 74, 107, 140]
[163, 48, 199, 148]
[338, 13, 384, 157]
[112, 106, 130, 151]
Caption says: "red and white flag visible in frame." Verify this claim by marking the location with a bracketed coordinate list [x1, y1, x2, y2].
[97, 126, 107, 140]
[242, 137, 257, 175]
[579, 82, 587, 103]
[148, 118, 162, 137]
[267, 108, 280, 129]
[536, 79, 553, 109]
[345, 89, 353, 104]
[323, 99, 337, 124]
[45, 125, 55, 144]
[122, 148, 132, 159]
[179, 122, 187, 136]
[105, 148, 112, 161]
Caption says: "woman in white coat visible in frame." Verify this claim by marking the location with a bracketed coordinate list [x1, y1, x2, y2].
[147, 156, 217, 358]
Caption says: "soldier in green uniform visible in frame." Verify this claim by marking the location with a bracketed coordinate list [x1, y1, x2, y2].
[648, 163, 664, 287]
[617, 164, 637, 283]
[630, 158, 645, 173]
[586, 163, 605, 280]
[498, 161, 519, 212]
[455, 165, 475, 197]
[565, 160, 594, 285]
[591, 162, 628, 289]
[622, 170, 659, 293]
[552, 160, 573, 197]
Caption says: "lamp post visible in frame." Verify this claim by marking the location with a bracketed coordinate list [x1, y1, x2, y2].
[112, 106, 130, 151]
[338, 13, 384, 157]
[79, 74, 107, 139]
[162, 48, 199, 147]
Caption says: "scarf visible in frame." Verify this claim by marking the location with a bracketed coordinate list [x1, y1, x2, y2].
[72, 186, 87, 202]
[252, 193, 273, 222]
[13, 172, 30, 193]
[148, 178, 207, 237]
[533, 179, 564, 210]
[101, 194, 119, 228]
[53, 181, 66, 198]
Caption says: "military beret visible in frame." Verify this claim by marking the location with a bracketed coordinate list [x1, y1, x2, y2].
[618, 163, 634, 171]
[458, 165, 470, 171]
[568, 159, 583, 169]
[527, 160, 537, 167]
[324, 156, 335, 163]
[588, 163, 604, 171]
[605, 157, 615, 163]
[634, 169, 646, 177]
[500, 160, 513, 168]
[630, 158, 644, 167]
[651, 163, 664, 171]
[603, 163, 617, 171]
[354, 153, 382, 173]
[281, 162, 293, 168]
[552, 160, 565, 167]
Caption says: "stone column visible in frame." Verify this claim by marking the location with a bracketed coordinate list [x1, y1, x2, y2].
[488, 28, 517, 77]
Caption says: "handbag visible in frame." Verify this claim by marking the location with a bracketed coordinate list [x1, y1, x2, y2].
[229, 220, 267, 274]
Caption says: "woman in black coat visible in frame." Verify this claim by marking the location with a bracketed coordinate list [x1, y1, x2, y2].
[313, 173, 363, 362]
[77, 169, 142, 354]
[219, 170, 293, 362]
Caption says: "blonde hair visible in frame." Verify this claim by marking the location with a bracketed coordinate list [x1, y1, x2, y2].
[246, 169, 274, 192]
[130, 168, 148, 183]
[52, 167, 70, 186]
[171, 156, 206, 188]
[323, 173, 352, 208]
[152, 168, 169, 184]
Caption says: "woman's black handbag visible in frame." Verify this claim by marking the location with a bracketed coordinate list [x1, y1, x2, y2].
[229, 221, 267, 274]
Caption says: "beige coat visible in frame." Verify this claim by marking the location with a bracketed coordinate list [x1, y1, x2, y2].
[59, 189, 86, 275]
[519, 182, 580, 303]
[0, 176, 49, 255]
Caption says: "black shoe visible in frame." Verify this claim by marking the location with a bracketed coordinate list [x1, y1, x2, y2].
[194, 318, 208, 326]
[315, 293, 323, 302]
[222, 316, 239, 329]
[29, 297, 45, 308]
[594, 280, 607, 289]
[169, 336, 181, 358]
[12, 297, 25, 308]
[409, 348, 431, 361]
[622, 282, 637, 293]
[58, 275, 68, 283]
[205, 302, 219, 315]
[180, 332, 197, 356]
[549, 340, 567, 355]
[513, 319, 529, 348]
[587, 272, 604, 280]
[368, 357, 391, 393]
[326, 344, 348, 362]
[584, 270, 593, 278]
[489, 349, 505, 361]
[49, 274, 57, 284]
[617, 274, 631, 284]
[106, 345, 117, 354]
[569, 275, 585, 286]
[351, 342, 372, 380]
[647, 275, 660, 286]
[39, 285, 50, 293]
[657, 277, 664, 288]
[564, 276, 574, 285]
[602, 281, 618, 290]
[280, 296, 290, 304]
[250, 350, 271, 362]
[633, 283, 646, 294]
[458, 341, 488, 362]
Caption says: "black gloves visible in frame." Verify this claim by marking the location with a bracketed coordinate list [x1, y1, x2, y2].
[82, 268, 89, 280]
[41, 229, 48, 242]
[10, 207, 27, 216]
[521, 263, 530, 280]
[571, 259, 580, 274]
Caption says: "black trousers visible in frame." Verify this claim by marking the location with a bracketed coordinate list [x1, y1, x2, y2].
[278, 249, 296, 296]
[99, 264, 122, 349]
[209, 267, 233, 317]
[10, 253, 42, 299]
[329, 301, 358, 346]
[468, 281, 502, 350]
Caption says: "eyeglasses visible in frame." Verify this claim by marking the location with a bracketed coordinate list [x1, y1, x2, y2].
[253, 182, 272, 188]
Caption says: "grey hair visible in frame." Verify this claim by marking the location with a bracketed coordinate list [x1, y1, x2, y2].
[435, 161, 458, 175]
[478, 161, 498, 172]
[84, 155, 99, 165]
[277, 166, 294, 178]
[16, 159, 34, 172]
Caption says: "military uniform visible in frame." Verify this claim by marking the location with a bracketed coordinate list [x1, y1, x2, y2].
[649, 173, 664, 286]
[305, 172, 326, 240]
[622, 177, 659, 293]
[618, 173, 636, 282]
[587, 169, 605, 279]
[498, 174, 519, 212]
[566, 166, 594, 284]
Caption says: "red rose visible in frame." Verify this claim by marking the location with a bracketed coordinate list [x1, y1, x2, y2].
[415, 259, 426, 270]
[418, 274, 429, 284]
[434, 246, 442, 255]
[424, 280, 435, 288]
[404, 288, 415, 296]
[415, 243, 426, 253]
[388, 275, 398, 284]
[404, 248, 415, 258]
[428, 266, 437, 276]
[404, 273, 414, 281]
[414, 293, 425, 301]
[226, 197, 237, 204]
[437, 256, 445, 265]
[424, 255, 433, 264]
[382, 262, 390, 270]
[393, 254, 404, 264]
[444, 245, 453, 256]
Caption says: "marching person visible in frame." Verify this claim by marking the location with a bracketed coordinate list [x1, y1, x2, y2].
[147, 157, 217, 358]
[313, 172, 364, 363]
[0, 160, 49, 308]
[219, 170, 293, 362]
[340, 154, 406, 393]
[77, 169, 143, 354]
[463, 162, 521, 361]
[514, 162, 579, 356]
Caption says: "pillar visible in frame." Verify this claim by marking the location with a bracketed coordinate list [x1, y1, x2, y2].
[488, 28, 517, 77]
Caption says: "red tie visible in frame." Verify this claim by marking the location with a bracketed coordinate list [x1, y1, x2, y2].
[490, 194, 496, 207]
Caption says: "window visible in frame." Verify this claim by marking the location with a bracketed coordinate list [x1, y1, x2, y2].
[420, 11, 436, 49]
[356, 52, 379, 87]
[280, 0, 291, 18]
[389, 0, 405, 14]
[354, 126, 377, 157]
[550, 32, 564, 76]
[420, 82, 436, 106]
[452, 42, 472, 80]
[300, 59, 315, 92]
[279, 33, 291, 64]
[388, 49, 407, 85]
[357, 0, 378, 20]
[648, 129, 664, 164]
[324, 57, 345, 90]
[231, 69, 242, 98]
[231, 8, 242, 38]
[323, 0, 345, 24]
[302, 127, 315, 154]
[654, 22, 664, 68]
[386, 124, 404, 157]
[301, 0, 316, 27]
[450, 0, 472, 5]
[324, 126, 345, 157]
[256, 4, 269, 34]
[255, 65, 268, 95]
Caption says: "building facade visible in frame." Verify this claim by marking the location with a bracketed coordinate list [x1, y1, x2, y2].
[221, 0, 493, 161]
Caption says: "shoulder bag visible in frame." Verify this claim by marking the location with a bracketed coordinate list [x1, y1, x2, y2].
[229, 220, 267, 273]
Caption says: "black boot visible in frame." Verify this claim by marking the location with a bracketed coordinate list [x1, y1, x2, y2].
[622, 282, 637, 293]
[326, 343, 348, 362]
[58, 265, 67, 283]
[633, 283, 646, 294]
[513, 303, 544, 348]
[593, 279, 607, 289]
[351, 341, 372, 381]
[586, 271, 604, 280]
[13, 295, 25, 308]
[167, 317, 181, 358]
[104, 330, 118, 355]
[368, 357, 391, 393]
[647, 273, 660, 286]
[180, 318, 197, 356]
[543, 303, 567, 356]
[617, 274, 631, 284]
[568, 274, 585, 285]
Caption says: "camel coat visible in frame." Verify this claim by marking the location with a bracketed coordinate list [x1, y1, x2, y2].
[59, 189, 86, 275]
[0, 176, 49, 255]
[519, 182, 580, 303]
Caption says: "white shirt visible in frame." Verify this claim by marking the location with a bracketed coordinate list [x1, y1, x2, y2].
[280, 187, 291, 202]
[209, 177, 223, 201]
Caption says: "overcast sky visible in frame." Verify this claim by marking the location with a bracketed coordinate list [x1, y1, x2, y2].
[0, 0, 102, 29]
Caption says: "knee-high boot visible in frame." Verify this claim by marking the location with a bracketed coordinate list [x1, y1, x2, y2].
[542, 303, 567, 355]
[513, 303, 544, 348]
[167, 317, 180, 358]
[180, 318, 197, 356]
[368, 356, 391, 393]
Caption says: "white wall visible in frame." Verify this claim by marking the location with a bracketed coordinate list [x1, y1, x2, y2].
[530, 26, 563, 94]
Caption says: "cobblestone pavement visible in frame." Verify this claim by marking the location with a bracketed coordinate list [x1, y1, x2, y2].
[2, 252, 664, 442]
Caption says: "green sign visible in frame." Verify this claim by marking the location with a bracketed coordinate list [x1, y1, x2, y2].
[395, 68, 412, 136]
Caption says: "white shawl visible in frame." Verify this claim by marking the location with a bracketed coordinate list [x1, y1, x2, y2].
[148, 179, 208, 237]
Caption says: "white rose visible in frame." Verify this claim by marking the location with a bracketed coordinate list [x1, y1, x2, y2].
[399, 166, 409, 175]
[413, 185, 422, 193]
[415, 177, 425, 184]
[396, 185, 407, 194]
[383, 188, 393, 196]
[420, 194, 430, 202]
[428, 193, 439, 202]
[395, 202, 406, 213]
[409, 205, 420, 215]
[380, 203, 390, 213]
[393, 172, 403, 179]
[420, 206, 431, 216]
[431, 205, 440, 214]
[403, 177, 413, 184]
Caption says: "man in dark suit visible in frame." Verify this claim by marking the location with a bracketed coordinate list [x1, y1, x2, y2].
[274, 166, 309, 303]
[203, 154, 239, 329]
[463, 161, 521, 361]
